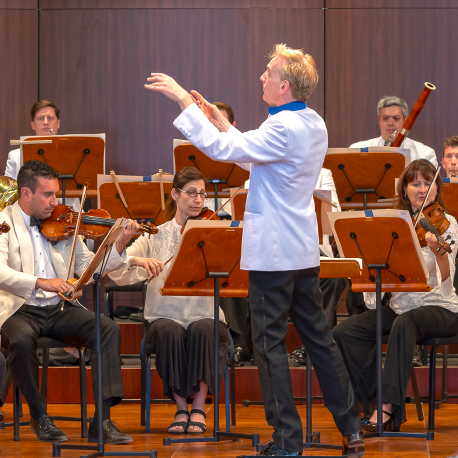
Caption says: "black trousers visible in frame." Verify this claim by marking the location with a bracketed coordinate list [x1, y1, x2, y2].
[219, 296, 251, 353]
[145, 318, 228, 401]
[333, 305, 458, 429]
[1, 302, 123, 419]
[249, 267, 361, 452]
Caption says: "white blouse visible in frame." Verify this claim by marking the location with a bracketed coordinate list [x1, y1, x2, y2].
[108, 218, 225, 328]
[365, 213, 458, 314]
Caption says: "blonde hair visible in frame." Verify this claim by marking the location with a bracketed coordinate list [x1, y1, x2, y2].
[269, 44, 319, 102]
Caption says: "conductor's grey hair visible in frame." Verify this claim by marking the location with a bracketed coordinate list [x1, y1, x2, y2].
[376, 95, 409, 119]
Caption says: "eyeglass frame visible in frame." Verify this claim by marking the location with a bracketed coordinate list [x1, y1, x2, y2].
[176, 188, 208, 199]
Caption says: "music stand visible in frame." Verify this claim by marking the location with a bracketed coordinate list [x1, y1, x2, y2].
[323, 147, 410, 210]
[52, 220, 157, 458]
[97, 174, 173, 227]
[173, 140, 249, 211]
[160, 220, 258, 449]
[442, 178, 458, 220]
[21, 134, 105, 203]
[328, 209, 434, 441]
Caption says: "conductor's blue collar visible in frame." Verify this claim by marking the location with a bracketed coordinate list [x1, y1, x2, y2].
[268, 101, 306, 115]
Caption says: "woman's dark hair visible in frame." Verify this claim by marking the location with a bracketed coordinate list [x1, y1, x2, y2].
[164, 167, 208, 221]
[394, 159, 445, 211]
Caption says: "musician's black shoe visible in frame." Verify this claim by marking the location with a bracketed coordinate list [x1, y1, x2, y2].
[233, 347, 252, 366]
[0, 409, 4, 422]
[88, 419, 133, 444]
[342, 431, 365, 457]
[412, 345, 424, 367]
[236, 440, 302, 456]
[30, 414, 67, 442]
[288, 345, 307, 367]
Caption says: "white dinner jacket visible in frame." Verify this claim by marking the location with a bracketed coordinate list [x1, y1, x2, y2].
[0, 202, 125, 327]
[350, 136, 438, 167]
[174, 103, 327, 272]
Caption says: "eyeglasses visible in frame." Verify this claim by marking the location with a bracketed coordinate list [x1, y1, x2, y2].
[177, 188, 207, 199]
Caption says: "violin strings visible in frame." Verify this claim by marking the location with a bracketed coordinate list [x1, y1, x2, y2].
[418, 216, 444, 242]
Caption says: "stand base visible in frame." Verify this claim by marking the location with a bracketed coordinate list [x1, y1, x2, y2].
[53, 442, 157, 458]
[364, 430, 434, 440]
[163, 429, 258, 446]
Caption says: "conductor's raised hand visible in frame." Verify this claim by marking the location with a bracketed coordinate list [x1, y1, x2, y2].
[129, 257, 163, 280]
[191, 90, 232, 132]
[145, 73, 194, 111]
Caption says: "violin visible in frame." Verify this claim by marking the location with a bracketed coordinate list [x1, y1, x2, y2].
[41, 204, 158, 242]
[413, 202, 454, 255]
[180, 206, 222, 234]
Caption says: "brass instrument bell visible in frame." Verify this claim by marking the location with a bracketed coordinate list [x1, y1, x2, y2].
[0, 176, 18, 211]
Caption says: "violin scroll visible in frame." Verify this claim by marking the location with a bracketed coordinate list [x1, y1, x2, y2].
[0, 222, 10, 234]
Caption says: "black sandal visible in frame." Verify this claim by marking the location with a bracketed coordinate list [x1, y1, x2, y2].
[167, 410, 190, 434]
[187, 409, 207, 434]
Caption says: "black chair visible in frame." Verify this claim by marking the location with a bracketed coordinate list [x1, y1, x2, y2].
[0, 337, 87, 441]
[104, 280, 146, 319]
[140, 331, 237, 433]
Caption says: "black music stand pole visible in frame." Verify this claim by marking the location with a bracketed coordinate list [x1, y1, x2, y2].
[58, 174, 73, 206]
[209, 179, 226, 212]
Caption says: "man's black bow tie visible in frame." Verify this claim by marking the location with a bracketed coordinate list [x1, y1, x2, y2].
[30, 216, 43, 232]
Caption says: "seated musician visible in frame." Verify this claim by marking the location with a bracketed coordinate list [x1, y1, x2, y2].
[442, 135, 458, 178]
[0, 160, 137, 444]
[108, 166, 228, 435]
[350, 95, 438, 167]
[333, 159, 458, 432]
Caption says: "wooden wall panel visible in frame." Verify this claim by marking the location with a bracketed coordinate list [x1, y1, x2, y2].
[0, 8, 38, 174]
[327, 0, 458, 7]
[325, 7, 458, 160]
[0, 0, 36, 8]
[39, 5, 324, 177]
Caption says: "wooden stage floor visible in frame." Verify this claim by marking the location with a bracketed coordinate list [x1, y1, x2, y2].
[1, 403, 458, 457]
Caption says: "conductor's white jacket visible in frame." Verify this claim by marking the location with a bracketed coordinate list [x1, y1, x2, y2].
[173, 102, 328, 272]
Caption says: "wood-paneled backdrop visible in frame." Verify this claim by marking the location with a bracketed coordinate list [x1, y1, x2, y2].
[1, 0, 458, 179]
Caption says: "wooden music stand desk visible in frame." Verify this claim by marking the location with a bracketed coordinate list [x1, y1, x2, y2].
[442, 178, 458, 220]
[160, 220, 258, 449]
[98, 174, 173, 227]
[323, 147, 410, 211]
[173, 140, 249, 211]
[328, 209, 433, 441]
[22, 134, 105, 201]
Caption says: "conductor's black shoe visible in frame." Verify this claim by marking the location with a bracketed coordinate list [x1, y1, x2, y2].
[0, 409, 4, 421]
[30, 414, 67, 442]
[233, 347, 252, 366]
[88, 419, 133, 444]
[288, 345, 307, 367]
[342, 431, 365, 457]
[237, 440, 302, 456]
[412, 345, 424, 367]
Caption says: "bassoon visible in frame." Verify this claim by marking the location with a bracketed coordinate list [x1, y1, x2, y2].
[386, 82, 436, 147]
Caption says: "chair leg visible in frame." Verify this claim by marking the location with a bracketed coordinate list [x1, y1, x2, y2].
[13, 384, 20, 441]
[108, 291, 114, 320]
[410, 365, 424, 421]
[40, 348, 49, 407]
[78, 348, 88, 438]
[224, 365, 230, 432]
[141, 355, 146, 426]
[428, 346, 438, 430]
[442, 345, 448, 402]
[228, 334, 236, 427]
[145, 354, 151, 433]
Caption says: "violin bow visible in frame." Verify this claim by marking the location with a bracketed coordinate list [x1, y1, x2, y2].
[313, 191, 339, 208]
[209, 184, 245, 219]
[159, 169, 165, 211]
[66, 183, 88, 279]
[110, 170, 133, 219]
[413, 165, 441, 228]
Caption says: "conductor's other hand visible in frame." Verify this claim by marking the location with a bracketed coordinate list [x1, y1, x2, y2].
[145, 73, 194, 111]
[191, 90, 232, 133]
[36, 278, 72, 293]
[130, 257, 164, 280]
[117, 220, 139, 253]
